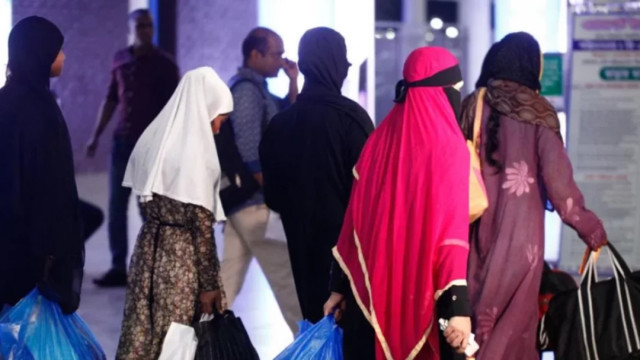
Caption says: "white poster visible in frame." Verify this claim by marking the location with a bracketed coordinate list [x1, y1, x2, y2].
[561, 14, 640, 272]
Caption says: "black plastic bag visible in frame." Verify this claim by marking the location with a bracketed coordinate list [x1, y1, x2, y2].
[193, 310, 259, 360]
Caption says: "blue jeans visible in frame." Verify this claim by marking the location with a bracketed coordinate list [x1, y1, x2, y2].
[108, 138, 141, 271]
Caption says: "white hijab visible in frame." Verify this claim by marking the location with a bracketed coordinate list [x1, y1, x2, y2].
[122, 67, 232, 221]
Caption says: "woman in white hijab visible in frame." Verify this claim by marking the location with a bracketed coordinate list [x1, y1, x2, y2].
[116, 67, 233, 360]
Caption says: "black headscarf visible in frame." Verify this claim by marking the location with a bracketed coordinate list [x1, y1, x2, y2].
[487, 32, 542, 91]
[298, 27, 351, 93]
[0, 16, 83, 313]
[475, 41, 502, 89]
[7, 16, 64, 90]
[296, 27, 370, 130]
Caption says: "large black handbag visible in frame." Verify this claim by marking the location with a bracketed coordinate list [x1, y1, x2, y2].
[193, 309, 260, 360]
[539, 244, 640, 359]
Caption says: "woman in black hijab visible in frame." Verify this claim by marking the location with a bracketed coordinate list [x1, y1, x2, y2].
[259, 27, 375, 358]
[0, 16, 84, 314]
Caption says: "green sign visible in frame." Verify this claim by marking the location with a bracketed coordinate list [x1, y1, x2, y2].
[541, 53, 563, 97]
[600, 67, 640, 81]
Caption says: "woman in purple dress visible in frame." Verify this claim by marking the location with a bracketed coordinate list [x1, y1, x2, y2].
[460, 32, 608, 359]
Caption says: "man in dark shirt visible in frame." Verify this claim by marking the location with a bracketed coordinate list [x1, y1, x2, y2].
[86, 9, 179, 287]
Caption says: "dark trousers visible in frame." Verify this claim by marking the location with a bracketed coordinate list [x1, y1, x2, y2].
[108, 138, 141, 271]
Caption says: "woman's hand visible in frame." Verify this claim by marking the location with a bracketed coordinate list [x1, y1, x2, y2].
[444, 316, 471, 354]
[323, 292, 346, 321]
[200, 290, 223, 315]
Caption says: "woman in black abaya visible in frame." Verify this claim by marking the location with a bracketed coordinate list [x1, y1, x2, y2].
[0, 16, 84, 314]
[260, 27, 375, 358]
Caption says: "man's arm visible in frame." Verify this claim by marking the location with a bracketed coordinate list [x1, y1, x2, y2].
[86, 70, 119, 157]
[86, 99, 117, 157]
[283, 58, 299, 104]
[231, 82, 267, 186]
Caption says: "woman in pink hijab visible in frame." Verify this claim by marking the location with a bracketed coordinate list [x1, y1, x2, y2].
[329, 47, 472, 359]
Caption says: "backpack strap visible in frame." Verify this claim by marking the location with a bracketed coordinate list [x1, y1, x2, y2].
[229, 78, 270, 133]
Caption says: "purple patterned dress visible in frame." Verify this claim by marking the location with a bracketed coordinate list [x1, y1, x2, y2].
[464, 83, 607, 360]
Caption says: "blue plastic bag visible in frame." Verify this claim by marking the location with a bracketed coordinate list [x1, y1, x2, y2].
[0, 288, 106, 360]
[296, 319, 313, 339]
[275, 315, 343, 360]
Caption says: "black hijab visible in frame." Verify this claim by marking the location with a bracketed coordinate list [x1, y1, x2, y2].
[298, 27, 351, 93]
[297, 27, 371, 132]
[0, 16, 83, 313]
[475, 41, 502, 89]
[488, 32, 542, 91]
[7, 16, 64, 90]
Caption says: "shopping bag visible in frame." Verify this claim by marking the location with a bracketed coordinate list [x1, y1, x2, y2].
[0, 288, 105, 360]
[274, 314, 343, 360]
[193, 310, 259, 360]
[467, 87, 488, 223]
[539, 243, 640, 359]
[158, 322, 198, 360]
[296, 319, 313, 338]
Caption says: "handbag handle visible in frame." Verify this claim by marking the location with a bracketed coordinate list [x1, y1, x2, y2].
[579, 248, 600, 276]
[580, 243, 631, 287]
[581, 243, 633, 282]
[471, 88, 486, 149]
[606, 242, 633, 278]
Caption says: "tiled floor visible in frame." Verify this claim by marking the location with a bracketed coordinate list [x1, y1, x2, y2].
[75, 173, 294, 360]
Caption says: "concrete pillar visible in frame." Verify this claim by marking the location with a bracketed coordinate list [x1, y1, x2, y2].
[459, 0, 492, 93]
[400, 0, 428, 64]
